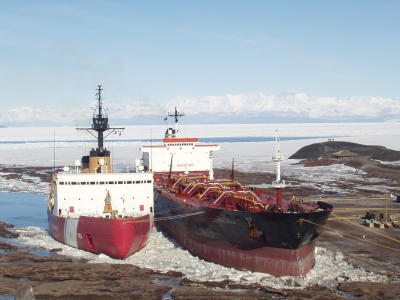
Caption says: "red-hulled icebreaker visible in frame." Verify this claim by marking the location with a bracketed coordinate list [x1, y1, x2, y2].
[48, 86, 153, 258]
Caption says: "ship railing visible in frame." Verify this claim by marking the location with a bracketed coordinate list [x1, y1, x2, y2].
[213, 183, 226, 189]
[199, 186, 224, 200]
[182, 182, 196, 193]
[205, 182, 226, 190]
[219, 181, 245, 189]
[186, 183, 207, 195]
[235, 195, 265, 211]
[237, 190, 261, 202]
[236, 181, 244, 187]
[247, 190, 262, 202]
[172, 176, 185, 188]
[216, 192, 265, 210]
[233, 194, 260, 204]
[174, 175, 207, 192]
[212, 191, 236, 206]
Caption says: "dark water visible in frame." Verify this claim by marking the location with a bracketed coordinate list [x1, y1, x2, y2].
[0, 136, 329, 145]
[0, 193, 54, 261]
[0, 193, 47, 228]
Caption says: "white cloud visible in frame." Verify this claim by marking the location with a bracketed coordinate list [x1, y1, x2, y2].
[1, 92, 400, 125]
[168, 92, 400, 120]
[1, 106, 88, 125]
[107, 101, 165, 119]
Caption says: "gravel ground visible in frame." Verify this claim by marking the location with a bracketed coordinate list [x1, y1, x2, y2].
[0, 159, 400, 299]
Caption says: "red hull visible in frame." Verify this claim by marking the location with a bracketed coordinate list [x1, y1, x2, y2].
[161, 220, 315, 277]
[48, 209, 150, 259]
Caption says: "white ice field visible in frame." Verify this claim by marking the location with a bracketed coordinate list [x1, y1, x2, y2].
[2, 122, 399, 288]
[1, 122, 400, 194]
[0, 121, 399, 168]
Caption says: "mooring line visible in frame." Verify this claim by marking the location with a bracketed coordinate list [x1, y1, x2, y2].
[331, 212, 400, 245]
[123, 211, 205, 224]
[300, 218, 400, 253]
[155, 206, 188, 215]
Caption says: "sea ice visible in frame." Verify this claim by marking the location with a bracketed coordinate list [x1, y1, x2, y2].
[14, 226, 388, 290]
[0, 122, 400, 167]
[4, 122, 399, 288]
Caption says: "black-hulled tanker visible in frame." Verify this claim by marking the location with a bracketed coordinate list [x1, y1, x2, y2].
[140, 108, 332, 277]
[153, 174, 331, 276]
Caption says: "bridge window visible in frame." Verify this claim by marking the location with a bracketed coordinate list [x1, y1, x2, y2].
[90, 182, 95, 185]
[135, 180, 140, 184]
[118, 181, 123, 184]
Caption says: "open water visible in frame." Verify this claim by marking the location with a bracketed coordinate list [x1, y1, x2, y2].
[0, 193, 47, 228]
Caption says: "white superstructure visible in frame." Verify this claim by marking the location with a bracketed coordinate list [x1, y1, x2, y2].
[140, 137, 220, 177]
[140, 107, 220, 178]
[51, 171, 153, 218]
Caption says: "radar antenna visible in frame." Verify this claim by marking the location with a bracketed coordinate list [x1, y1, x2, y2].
[76, 85, 124, 156]
[168, 107, 184, 125]
[165, 107, 184, 138]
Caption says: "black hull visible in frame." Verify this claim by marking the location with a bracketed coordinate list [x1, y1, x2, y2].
[154, 189, 332, 276]
[155, 190, 331, 251]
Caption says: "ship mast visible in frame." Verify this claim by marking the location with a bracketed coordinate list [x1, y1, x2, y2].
[77, 85, 124, 156]
[165, 107, 184, 138]
[272, 129, 286, 209]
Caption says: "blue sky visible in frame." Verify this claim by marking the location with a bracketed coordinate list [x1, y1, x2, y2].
[0, 1, 400, 125]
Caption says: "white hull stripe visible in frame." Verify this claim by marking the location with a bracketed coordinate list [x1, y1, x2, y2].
[64, 218, 79, 248]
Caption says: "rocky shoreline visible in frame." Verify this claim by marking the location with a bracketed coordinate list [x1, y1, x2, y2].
[2, 219, 399, 299]
[1, 151, 400, 298]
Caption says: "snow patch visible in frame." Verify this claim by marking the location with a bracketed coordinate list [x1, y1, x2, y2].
[0, 176, 48, 194]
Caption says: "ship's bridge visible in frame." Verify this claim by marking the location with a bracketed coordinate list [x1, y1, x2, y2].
[140, 137, 220, 175]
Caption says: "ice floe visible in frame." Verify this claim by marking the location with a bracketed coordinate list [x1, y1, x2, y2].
[14, 226, 388, 289]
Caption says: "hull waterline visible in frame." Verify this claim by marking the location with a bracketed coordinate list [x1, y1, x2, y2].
[155, 190, 331, 276]
[48, 209, 150, 259]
